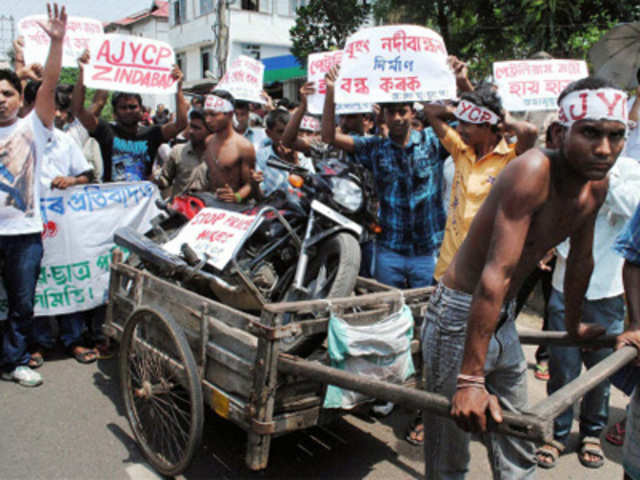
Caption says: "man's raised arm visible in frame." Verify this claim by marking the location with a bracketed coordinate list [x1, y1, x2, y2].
[503, 112, 538, 155]
[451, 156, 547, 433]
[71, 49, 103, 133]
[34, 3, 67, 128]
[321, 66, 355, 153]
[161, 65, 188, 141]
[281, 81, 315, 153]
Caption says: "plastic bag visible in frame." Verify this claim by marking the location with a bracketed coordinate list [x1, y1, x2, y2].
[323, 304, 415, 409]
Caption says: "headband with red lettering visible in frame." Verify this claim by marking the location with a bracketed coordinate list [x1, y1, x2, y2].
[558, 88, 628, 130]
[204, 94, 234, 113]
[454, 100, 501, 125]
[300, 115, 320, 132]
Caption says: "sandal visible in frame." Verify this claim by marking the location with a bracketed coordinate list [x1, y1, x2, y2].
[536, 440, 564, 469]
[534, 362, 550, 381]
[28, 352, 44, 369]
[605, 418, 626, 446]
[405, 418, 424, 446]
[579, 436, 605, 469]
[70, 346, 98, 364]
[94, 341, 115, 360]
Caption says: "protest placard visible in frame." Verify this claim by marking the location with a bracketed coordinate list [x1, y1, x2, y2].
[18, 15, 103, 68]
[163, 207, 257, 271]
[306, 49, 372, 114]
[0, 182, 161, 319]
[215, 55, 265, 104]
[335, 25, 456, 105]
[84, 34, 177, 95]
[493, 59, 588, 111]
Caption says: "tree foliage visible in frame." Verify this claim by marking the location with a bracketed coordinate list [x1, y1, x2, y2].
[59, 67, 113, 121]
[372, 0, 640, 80]
[290, 0, 371, 66]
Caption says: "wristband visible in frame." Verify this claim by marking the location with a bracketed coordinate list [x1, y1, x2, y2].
[234, 192, 243, 203]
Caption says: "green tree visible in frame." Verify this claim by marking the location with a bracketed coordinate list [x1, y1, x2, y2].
[59, 67, 113, 121]
[289, 0, 371, 66]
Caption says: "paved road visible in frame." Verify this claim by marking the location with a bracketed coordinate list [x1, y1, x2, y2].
[0, 311, 628, 479]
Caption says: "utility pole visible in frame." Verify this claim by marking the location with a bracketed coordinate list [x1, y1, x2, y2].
[211, 0, 233, 82]
[0, 15, 15, 65]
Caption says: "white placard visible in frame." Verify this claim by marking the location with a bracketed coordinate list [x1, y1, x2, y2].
[0, 182, 161, 319]
[335, 25, 456, 105]
[216, 55, 265, 104]
[18, 15, 103, 68]
[307, 50, 372, 115]
[84, 34, 177, 94]
[493, 59, 589, 111]
[163, 207, 257, 271]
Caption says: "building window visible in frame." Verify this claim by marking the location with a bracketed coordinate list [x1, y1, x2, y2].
[289, 0, 307, 15]
[241, 44, 260, 60]
[173, 0, 186, 25]
[241, 0, 259, 11]
[201, 49, 211, 79]
[176, 52, 186, 78]
[200, 0, 214, 15]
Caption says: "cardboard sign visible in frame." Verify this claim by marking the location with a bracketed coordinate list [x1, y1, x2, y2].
[307, 49, 372, 115]
[18, 15, 103, 68]
[493, 59, 588, 111]
[0, 182, 161, 319]
[335, 25, 456, 105]
[216, 55, 265, 104]
[163, 207, 258, 271]
[84, 34, 177, 94]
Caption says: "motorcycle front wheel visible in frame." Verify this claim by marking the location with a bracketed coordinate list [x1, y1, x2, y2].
[280, 232, 361, 356]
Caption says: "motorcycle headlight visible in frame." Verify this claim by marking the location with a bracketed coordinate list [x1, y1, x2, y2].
[330, 177, 363, 213]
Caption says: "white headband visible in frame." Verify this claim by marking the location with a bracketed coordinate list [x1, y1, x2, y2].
[300, 115, 320, 132]
[204, 94, 234, 113]
[558, 88, 628, 129]
[454, 100, 500, 125]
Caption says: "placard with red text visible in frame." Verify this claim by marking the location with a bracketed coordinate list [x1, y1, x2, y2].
[18, 15, 103, 68]
[162, 208, 257, 271]
[335, 25, 456, 105]
[493, 59, 588, 111]
[216, 55, 265, 104]
[84, 34, 177, 95]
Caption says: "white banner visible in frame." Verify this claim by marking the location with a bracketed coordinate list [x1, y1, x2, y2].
[335, 25, 456, 105]
[163, 207, 256, 271]
[0, 182, 161, 320]
[18, 15, 103, 68]
[493, 59, 589, 111]
[307, 50, 372, 115]
[84, 34, 177, 94]
[216, 55, 265, 104]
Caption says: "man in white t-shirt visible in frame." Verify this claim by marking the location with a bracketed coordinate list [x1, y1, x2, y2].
[0, 3, 67, 387]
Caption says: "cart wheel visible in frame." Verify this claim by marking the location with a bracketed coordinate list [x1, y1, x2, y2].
[119, 306, 204, 476]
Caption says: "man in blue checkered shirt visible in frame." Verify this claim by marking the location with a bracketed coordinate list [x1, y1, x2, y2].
[615, 204, 640, 480]
[321, 68, 451, 289]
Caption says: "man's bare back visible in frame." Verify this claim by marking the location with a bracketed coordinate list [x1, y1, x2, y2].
[443, 146, 608, 300]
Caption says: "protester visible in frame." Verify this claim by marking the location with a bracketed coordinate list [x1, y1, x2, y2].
[623, 79, 640, 162]
[71, 51, 187, 182]
[0, 3, 66, 387]
[188, 91, 258, 202]
[152, 103, 170, 125]
[422, 76, 627, 479]
[534, 152, 640, 469]
[234, 99, 267, 150]
[155, 108, 208, 198]
[613, 204, 640, 480]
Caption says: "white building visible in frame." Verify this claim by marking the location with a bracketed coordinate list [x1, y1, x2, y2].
[104, 1, 175, 112]
[168, 0, 306, 99]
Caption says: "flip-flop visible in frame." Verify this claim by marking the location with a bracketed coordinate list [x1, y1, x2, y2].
[605, 419, 626, 446]
[28, 352, 44, 369]
[534, 362, 550, 381]
[71, 348, 98, 364]
[536, 440, 565, 469]
[94, 342, 115, 360]
[405, 420, 424, 446]
[579, 436, 605, 469]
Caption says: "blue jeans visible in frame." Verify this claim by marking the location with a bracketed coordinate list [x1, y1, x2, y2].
[422, 282, 536, 480]
[547, 288, 625, 443]
[375, 245, 435, 288]
[33, 312, 87, 350]
[0, 233, 43, 372]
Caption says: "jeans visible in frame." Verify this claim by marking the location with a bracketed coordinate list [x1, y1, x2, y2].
[0, 233, 43, 372]
[375, 245, 435, 288]
[547, 288, 625, 443]
[422, 282, 536, 480]
[33, 312, 87, 350]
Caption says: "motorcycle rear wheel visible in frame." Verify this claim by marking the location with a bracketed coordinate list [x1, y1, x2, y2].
[280, 232, 361, 356]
